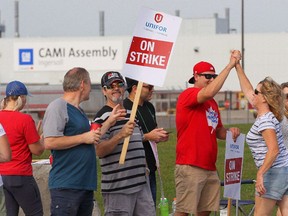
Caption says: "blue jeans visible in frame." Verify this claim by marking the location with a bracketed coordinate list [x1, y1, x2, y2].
[50, 189, 94, 216]
[149, 171, 156, 207]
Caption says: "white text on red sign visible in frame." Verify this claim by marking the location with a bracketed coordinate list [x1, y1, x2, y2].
[225, 157, 242, 185]
[126, 36, 173, 69]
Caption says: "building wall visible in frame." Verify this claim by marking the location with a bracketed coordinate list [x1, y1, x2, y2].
[0, 33, 288, 92]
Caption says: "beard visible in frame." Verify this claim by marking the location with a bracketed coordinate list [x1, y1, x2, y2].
[112, 95, 123, 104]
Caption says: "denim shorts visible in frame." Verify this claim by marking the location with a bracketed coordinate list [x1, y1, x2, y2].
[256, 166, 288, 200]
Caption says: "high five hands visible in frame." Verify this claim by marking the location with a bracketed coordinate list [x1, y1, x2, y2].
[231, 50, 242, 64]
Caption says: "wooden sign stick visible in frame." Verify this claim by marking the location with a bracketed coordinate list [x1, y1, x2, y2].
[119, 81, 143, 164]
[227, 198, 232, 216]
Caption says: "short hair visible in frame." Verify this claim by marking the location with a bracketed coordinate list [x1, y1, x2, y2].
[280, 82, 288, 118]
[63, 67, 90, 92]
[259, 77, 284, 121]
[125, 77, 138, 93]
[281, 82, 288, 89]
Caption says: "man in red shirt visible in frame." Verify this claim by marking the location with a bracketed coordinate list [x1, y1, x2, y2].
[175, 51, 241, 216]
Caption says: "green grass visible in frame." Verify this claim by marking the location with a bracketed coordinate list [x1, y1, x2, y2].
[95, 123, 258, 215]
[34, 123, 279, 215]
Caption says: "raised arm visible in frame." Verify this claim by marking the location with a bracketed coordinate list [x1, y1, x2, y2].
[100, 104, 126, 136]
[197, 50, 240, 103]
[235, 62, 254, 105]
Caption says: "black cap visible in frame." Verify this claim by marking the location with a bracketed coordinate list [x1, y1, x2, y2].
[101, 71, 125, 87]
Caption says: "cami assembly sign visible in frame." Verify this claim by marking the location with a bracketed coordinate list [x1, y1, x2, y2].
[14, 40, 122, 72]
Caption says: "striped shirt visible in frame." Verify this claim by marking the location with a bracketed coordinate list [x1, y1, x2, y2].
[246, 112, 288, 169]
[94, 105, 147, 194]
[281, 116, 288, 149]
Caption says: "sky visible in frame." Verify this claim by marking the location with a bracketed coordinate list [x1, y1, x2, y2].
[0, 0, 288, 38]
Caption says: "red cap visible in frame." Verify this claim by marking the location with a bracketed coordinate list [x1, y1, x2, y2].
[188, 61, 216, 84]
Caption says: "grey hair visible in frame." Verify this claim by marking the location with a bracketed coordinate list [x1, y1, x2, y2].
[63, 67, 90, 92]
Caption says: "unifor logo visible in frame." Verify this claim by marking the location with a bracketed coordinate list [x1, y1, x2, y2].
[154, 13, 163, 23]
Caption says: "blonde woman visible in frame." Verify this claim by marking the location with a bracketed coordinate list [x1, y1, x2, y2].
[0, 81, 44, 216]
[235, 62, 288, 216]
[276, 82, 288, 216]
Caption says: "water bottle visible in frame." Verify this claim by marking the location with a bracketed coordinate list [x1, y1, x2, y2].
[159, 197, 169, 216]
[169, 198, 176, 216]
[172, 198, 176, 214]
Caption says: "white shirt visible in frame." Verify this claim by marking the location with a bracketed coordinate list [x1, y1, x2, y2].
[0, 123, 6, 186]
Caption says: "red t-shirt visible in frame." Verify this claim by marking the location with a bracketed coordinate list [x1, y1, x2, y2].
[0, 110, 40, 175]
[176, 87, 223, 171]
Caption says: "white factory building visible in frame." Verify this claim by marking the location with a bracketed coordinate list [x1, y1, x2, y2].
[1, 8, 287, 91]
[1, 33, 287, 91]
[0, 9, 287, 123]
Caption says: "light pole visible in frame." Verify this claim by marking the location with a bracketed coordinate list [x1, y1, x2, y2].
[241, 0, 250, 123]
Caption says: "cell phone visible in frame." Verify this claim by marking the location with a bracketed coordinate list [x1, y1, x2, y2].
[166, 131, 173, 134]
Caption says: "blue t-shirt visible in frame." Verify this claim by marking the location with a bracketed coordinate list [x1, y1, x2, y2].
[43, 98, 97, 191]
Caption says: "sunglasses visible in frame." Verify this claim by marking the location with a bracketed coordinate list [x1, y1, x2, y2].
[142, 85, 154, 91]
[254, 89, 262, 95]
[198, 74, 218, 80]
[104, 82, 125, 90]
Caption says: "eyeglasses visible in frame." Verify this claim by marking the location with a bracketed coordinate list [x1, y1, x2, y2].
[254, 89, 262, 95]
[142, 85, 154, 91]
[198, 74, 218, 80]
[104, 82, 125, 90]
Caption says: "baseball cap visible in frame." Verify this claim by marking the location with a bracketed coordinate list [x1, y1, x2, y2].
[101, 71, 125, 87]
[5, 81, 30, 97]
[188, 61, 216, 84]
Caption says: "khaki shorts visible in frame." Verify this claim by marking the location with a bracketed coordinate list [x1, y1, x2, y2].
[175, 165, 220, 214]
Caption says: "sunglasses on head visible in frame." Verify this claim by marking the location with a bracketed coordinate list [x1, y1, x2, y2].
[142, 85, 154, 91]
[198, 74, 218, 80]
[254, 89, 262, 95]
[104, 82, 125, 90]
